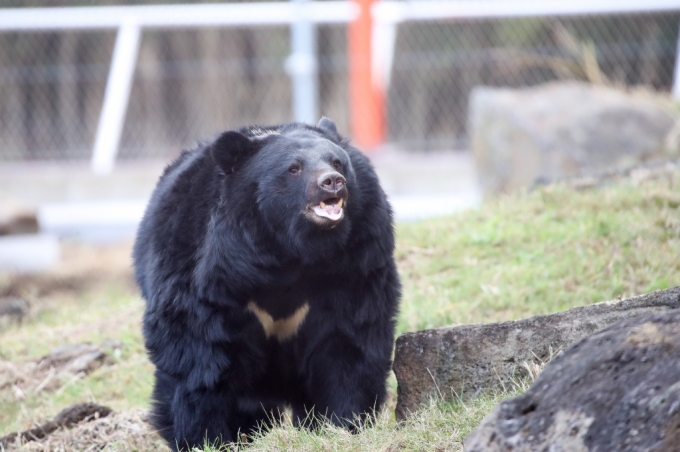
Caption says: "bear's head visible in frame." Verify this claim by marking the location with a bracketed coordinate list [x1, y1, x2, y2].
[210, 117, 357, 260]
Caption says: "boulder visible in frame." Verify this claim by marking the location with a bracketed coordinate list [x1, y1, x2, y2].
[0, 194, 38, 235]
[469, 82, 675, 197]
[393, 286, 680, 420]
[464, 309, 680, 452]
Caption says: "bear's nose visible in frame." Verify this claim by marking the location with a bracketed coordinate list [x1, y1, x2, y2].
[318, 171, 346, 194]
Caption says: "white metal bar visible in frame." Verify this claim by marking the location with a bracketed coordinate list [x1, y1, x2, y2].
[374, 0, 680, 25]
[91, 21, 141, 174]
[288, 0, 318, 123]
[3, 0, 674, 31]
[674, 22, 680, 100]
[0, 2, 357, 30]
[371, 20, 397, 91]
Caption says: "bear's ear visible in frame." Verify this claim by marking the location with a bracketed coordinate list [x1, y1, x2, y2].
[317, 116, 339, 136]
[210, 131, 259, 175]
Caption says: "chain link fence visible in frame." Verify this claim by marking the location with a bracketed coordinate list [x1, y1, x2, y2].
[0, 2, 678, 161]
[389, 12, 680, 150]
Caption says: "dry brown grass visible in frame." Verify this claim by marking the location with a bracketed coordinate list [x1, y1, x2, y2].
[4, 409, 165, 452]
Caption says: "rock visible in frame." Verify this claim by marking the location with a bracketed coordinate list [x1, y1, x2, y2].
[0, 342, 115, 398]
[469, 82, 675, 197]
[464, 309, 680, 452]
[0, 194, 38, 236]
[546, 158, 680, 192]
[38, 343, 114, 375]
[0, 403, 112, 448]
[393, 286, 680, 420]
[0, 296, 31, 324]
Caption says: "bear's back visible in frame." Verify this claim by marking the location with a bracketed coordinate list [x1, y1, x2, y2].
[133, 146, 218, 301]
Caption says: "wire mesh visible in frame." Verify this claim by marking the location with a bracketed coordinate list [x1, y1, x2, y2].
[388, 12, 680, 150]
[119, 26, 294, 159]
[0, 30, 116, 160]
[0, 4, 677, 161]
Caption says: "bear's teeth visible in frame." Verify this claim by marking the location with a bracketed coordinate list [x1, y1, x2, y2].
[320, 201, 326, 209]
[337, 198, 343, 208]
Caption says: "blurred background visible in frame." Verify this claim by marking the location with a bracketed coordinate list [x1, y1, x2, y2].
[2, 0, 679, 158]
[1, 0, 679, 268]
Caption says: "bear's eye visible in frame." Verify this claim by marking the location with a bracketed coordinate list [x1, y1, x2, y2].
[332, 160, 342, 170]
[288, 164, 301, 175]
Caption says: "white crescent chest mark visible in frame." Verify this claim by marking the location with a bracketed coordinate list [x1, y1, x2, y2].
[246, 301, 310, 341]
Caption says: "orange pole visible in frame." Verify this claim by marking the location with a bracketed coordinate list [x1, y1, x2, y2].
[348, 0, 385, 150]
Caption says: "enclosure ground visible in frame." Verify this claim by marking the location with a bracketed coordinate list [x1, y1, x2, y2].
[1, 163, 678, 451]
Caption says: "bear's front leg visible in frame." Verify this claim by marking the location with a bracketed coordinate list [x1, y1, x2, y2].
[171, 382, 240, 450]
[153, 370, 274, 451]
[298, 331, 392, 429]
[145, 302, 277, 451]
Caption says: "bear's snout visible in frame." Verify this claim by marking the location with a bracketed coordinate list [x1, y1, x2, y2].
[318, 171, 346, 195]
[304, 171, 348, 225]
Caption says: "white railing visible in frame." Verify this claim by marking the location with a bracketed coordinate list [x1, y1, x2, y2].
[0, 2, 357, 29]
[1, 0, 678, 172]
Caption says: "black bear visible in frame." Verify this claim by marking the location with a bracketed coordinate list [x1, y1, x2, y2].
[133, 118, 400, 450]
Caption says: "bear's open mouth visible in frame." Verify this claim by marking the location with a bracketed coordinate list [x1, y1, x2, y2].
[311, 197, 344, 222]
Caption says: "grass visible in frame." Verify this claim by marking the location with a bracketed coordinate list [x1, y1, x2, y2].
[0, 164, 678, 450]
[398, 171, 680, 331]
[197, 392, 513, 452]
[0, 286, 153, 436]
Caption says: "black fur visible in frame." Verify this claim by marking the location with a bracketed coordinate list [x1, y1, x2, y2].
[133, 119, 400, 450]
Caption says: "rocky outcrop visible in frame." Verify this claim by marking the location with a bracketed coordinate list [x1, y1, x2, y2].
[464, 309, 680, 452]
[393, 286, 680, 420]
[470, 82, 676, 197]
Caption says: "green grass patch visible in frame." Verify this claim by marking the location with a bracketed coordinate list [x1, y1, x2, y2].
[196, 391, 513, 452]
[0, 288, 153, 434]
[398, 176, 680, 331]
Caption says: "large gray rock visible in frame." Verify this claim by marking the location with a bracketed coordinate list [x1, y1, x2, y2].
[470, 82, 675, 197]
[393, 286, 680, 420]
[464, 309, 680, 452]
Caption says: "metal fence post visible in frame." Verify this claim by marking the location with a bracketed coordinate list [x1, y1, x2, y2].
[91, 20, 141, 174]
[287, 0, 318, 124]
[673, 21, 680, 99]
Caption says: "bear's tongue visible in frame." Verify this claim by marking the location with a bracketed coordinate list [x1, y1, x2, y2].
[312, 201, 343, 221]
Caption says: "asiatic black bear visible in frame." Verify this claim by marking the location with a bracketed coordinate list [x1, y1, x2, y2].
[133, 118, 400, 450]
